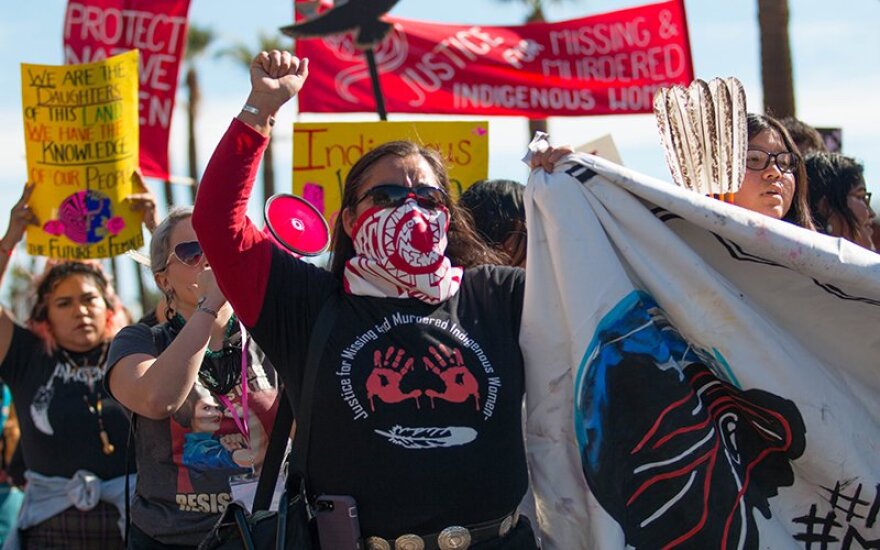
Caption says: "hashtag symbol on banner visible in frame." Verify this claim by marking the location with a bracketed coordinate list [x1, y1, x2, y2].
[822, 481, 870, 522]
[866, 483, 880, 529]
[793, 504, 841, 550]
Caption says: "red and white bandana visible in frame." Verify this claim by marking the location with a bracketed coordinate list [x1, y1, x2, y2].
[343, 200, 463, 304]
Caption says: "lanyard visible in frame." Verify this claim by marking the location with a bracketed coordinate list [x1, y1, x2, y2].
[214, 320, 250, 442]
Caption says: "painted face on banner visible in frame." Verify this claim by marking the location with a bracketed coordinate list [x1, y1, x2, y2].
[575, 292, 806, 549]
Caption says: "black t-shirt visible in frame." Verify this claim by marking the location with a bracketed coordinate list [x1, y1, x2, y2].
[252, 248, 528, 538]
[106, 321, 280, 546]
[0, 324, 131, 479]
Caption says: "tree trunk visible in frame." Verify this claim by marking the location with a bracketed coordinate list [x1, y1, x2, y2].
[757, 0, 796, 118]
[163, 179, 174, 208]
[526, 5, 548, 139]
[263, 138, 276, 202]
[186, 68, 200, 201]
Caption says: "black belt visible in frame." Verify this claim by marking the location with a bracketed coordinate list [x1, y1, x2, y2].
[364, 511, 519, 550]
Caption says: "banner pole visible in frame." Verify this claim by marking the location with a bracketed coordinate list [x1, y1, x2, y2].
[364, 48, 388, 121]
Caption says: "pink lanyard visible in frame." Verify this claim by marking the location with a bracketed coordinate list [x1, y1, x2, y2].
[214, 321, 250, 441]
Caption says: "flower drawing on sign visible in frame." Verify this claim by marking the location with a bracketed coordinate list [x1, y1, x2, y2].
[42, 189, 118, 244]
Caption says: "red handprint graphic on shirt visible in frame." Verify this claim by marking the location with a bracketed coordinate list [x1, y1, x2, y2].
[366, 346, 423, 411]
[422, 344, 480, 410]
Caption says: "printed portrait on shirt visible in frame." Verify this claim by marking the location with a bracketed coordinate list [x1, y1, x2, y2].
[170, 359, 278, 510]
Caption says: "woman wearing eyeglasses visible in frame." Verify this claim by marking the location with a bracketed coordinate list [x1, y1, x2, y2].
[106, 208, 280, 549]
[804, 152, 876, 251]
[731, 113, 815, 229]
[192, 51, 538, 548]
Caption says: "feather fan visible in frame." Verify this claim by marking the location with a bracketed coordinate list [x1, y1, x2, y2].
[654, 77, 748, 201]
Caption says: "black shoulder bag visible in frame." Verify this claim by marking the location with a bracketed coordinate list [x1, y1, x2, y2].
[199, 295, 339, 550]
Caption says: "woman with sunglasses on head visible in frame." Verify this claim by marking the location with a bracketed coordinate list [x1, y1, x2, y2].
[192, 51, 537, 548]
[0, 185, 135, 549]
[106, 208, 281, 549]
[805, 152, 876, 251]
[731, 113, 815, 229]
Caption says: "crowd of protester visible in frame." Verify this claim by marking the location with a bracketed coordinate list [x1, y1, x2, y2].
[0, 51, 875, 549]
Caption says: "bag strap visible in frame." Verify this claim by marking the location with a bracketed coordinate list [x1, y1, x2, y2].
[124, 413, 137, 546]
[291, 294, 339, 480]
[252, 294, 339, 509]
[251, 391, 292, 511]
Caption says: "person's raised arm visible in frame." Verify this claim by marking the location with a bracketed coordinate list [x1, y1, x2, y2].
[192, 51, 309, 327]
[108, 269, 228, 419]
[0, 184, 39, 366]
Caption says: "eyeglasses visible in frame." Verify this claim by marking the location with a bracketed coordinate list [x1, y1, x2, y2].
[157, 241, 203, 272]
[745, 150, 798, 173]
[354, 184, 447, 211]
[851, 190, 873, 205]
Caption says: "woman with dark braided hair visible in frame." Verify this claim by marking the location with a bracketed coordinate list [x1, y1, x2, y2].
[0, 189, 133, 549]
[106, 208, 280, 549]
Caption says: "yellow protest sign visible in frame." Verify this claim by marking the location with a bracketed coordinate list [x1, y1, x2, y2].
[292, 121, 489, 227]
[21, 50, 142, 259]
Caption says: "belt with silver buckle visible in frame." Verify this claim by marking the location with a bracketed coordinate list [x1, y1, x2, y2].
[364, 511, 519, 550]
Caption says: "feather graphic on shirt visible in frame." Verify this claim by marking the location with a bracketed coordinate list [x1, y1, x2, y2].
[375, 426, 477, 449]
[31, 385, 55, 435]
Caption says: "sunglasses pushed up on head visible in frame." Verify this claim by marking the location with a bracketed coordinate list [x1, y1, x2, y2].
[156, 240, 204, 272]
[354, 184, 447, 211]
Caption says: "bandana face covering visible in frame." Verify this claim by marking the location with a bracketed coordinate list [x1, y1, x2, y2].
[344, 199, 463, 304]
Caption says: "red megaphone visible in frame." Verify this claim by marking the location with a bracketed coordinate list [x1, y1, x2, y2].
[263, 194, 330, 257]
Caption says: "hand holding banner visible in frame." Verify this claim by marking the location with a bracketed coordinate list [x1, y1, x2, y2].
[21, 50, 143, 259]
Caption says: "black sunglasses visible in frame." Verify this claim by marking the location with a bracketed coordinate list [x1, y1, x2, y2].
[354, 184, 447, 211]
[157, 240, 203, 271]
[745, 150, 798, 174]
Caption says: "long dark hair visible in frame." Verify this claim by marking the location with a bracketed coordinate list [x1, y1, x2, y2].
[329, 141, 503, 278]
[458, 179, 527, 267]
[804, 152, 866, 237]
[747, 113, 815, 230]
[27, 261, 125, 353]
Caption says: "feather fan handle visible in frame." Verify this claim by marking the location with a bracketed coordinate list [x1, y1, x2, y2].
[654, 87, 685, 188]
[727, 77, 748, 198]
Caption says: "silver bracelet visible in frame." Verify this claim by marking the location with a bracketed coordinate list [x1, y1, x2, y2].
[241, 104, 276, 126]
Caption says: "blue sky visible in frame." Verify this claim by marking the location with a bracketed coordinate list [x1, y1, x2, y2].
[1, 0, 878, 311]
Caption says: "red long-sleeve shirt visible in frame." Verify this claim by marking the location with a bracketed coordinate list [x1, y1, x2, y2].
[192, 118, 273, 327]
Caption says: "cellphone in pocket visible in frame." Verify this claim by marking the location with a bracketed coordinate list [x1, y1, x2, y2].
[314, 494, 363, 549]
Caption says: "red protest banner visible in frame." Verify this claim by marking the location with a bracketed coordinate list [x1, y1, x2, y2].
[63, 0, 191, 179]
[296, 0, 693, 118]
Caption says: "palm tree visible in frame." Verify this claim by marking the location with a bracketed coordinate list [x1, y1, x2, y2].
[218, 32, 291, 201]
[184, 25, 216, 202]
[757, 0, 795, 118]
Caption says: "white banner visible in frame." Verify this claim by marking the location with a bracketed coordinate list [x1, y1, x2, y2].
[522, 153, 880, 549]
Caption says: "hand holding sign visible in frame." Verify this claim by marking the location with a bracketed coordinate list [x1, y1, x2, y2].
[125, 169, 160, 234]
[1, 183, 40, 251]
